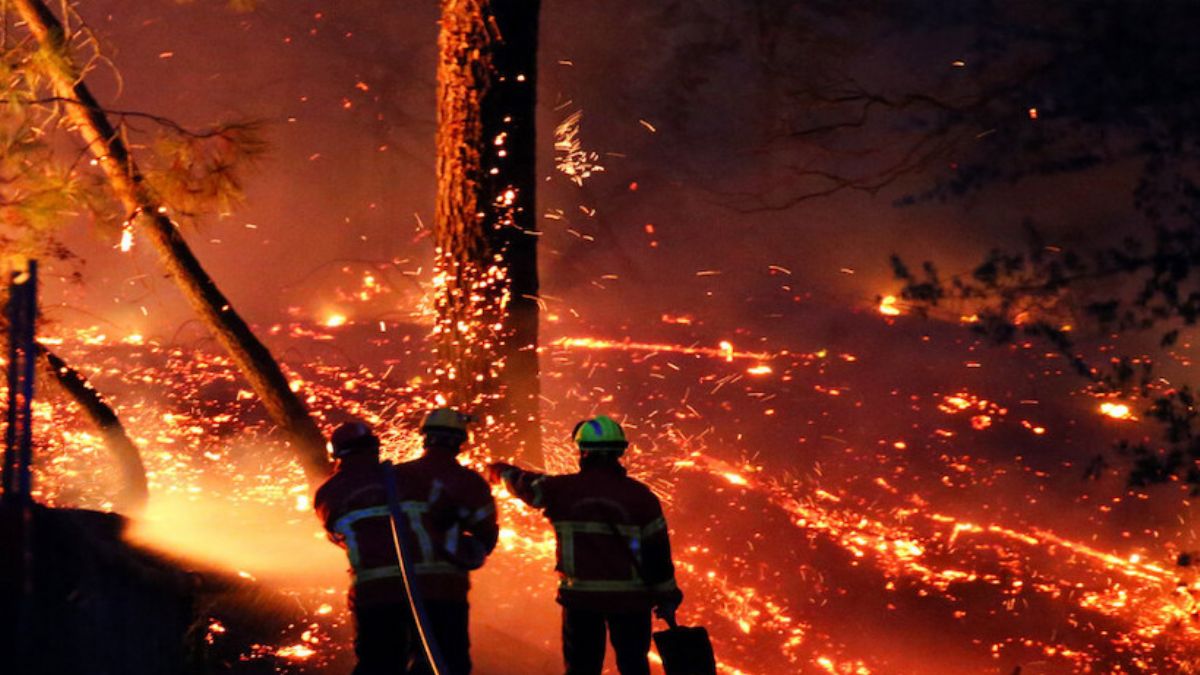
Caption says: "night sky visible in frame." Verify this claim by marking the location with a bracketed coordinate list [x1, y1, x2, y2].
[55, 1, 1130, 341]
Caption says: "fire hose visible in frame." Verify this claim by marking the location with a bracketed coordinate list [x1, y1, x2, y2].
[382, 460, 450, 675]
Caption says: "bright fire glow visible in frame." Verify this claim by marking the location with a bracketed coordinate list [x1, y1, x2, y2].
[1100, 402, 1133, 420]
[27, 319, 1200, 673]
[119, 227, 134, 253]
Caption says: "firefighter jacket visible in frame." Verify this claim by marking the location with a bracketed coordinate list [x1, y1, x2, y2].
[315, 452, 498, 608]
[499, 461, 682, 612]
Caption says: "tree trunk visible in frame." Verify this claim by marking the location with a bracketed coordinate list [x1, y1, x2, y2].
[39, 347, 148, 514]
[435, 0, 542, 463]
[12, 0, 330, 485]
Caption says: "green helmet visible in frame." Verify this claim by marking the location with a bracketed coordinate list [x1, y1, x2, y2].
[572, 415, 628, 453]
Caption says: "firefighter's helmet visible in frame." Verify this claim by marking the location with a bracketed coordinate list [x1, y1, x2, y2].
[422, 407, 473, 435]
[572, 415, 628, 453]
[329, 420, 380, 458]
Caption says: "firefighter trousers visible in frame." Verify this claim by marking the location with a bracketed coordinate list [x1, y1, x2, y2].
[562, 607, 652, 675]
[352, 600, 471, 675]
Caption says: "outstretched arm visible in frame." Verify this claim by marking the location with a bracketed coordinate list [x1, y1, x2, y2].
[487, 462, 550, 509]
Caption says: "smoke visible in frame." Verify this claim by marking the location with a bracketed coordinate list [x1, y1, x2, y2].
[122, 462, 572, 673]
[126, 489, 344, 585]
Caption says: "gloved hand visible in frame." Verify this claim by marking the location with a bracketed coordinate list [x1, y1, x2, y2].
[653, 587, 684, 625]
[486, 462, 515, 484]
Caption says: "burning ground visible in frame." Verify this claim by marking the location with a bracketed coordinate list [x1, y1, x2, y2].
[26, 299, 1200, 675]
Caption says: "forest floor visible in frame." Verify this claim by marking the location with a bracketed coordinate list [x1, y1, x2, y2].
[31, 305, 1200, 674]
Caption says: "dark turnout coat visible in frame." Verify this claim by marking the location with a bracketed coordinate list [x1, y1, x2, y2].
[315, 452, 498, 608]
[498, 461, 681, 613]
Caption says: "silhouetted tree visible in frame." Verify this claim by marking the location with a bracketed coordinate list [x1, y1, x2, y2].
[846, 2, 1200, 490]
[650, 0, 1200, 489]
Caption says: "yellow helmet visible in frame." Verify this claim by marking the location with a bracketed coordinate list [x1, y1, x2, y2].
[572, 415, 628, 453]
[422, 407, 473, 434]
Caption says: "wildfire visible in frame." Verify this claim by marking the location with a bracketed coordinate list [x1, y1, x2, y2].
[24, 317, 1200, 673]
[878, 295, 902, 316]
[553, 336, 772, 361]
[1100, 401, 1134, 420]
[275, 644, 317, 660]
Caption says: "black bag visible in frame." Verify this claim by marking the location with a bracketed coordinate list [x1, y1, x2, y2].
[653, 618, 717, 675]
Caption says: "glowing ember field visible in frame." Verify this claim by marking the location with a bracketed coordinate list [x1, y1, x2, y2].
[27, 311, 1200, 674]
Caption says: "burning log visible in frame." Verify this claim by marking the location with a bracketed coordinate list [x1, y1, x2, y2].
[10, 0, 330, 485]
[435, 0, 542, 463]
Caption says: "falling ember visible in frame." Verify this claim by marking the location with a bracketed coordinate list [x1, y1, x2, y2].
[878, 295, 902, 316]
[554, 110, 605, 186]
[119, 226, 134, 252]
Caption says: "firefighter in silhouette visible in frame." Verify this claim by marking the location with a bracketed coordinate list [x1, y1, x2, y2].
[488, 415, 683, 675]
[315, 410, 498, 675]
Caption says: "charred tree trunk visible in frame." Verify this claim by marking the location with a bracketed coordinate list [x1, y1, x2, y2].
[12, 0, 330, 484]
[435, 0, 542, 463]
[38, 347, 148, 513]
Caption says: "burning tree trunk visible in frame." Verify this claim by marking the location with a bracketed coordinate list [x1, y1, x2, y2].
[12, 0, 330, 484]
[38, 347, 148, 513]
[435, 0, 542, 462]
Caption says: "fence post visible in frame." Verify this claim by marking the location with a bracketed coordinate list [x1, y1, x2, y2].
[2, 259, 37, 674]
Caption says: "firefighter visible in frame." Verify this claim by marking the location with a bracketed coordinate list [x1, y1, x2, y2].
[487, 415, 684, 675]
[315, 411, 498, 675]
